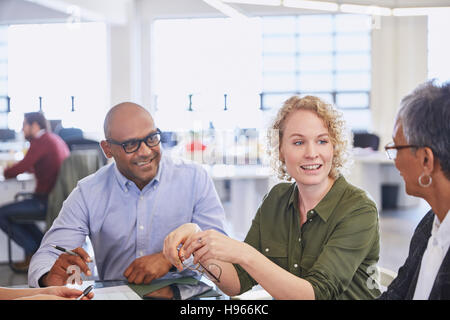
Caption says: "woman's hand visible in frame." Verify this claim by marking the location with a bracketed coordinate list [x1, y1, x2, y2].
[163, 223, 201, 271]
[14, 286, 94, 300]
[181, 230, 247, 266]
[43, 286, 94, 300]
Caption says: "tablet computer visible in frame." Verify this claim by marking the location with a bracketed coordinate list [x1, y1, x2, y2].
[143, 281, 220, 300]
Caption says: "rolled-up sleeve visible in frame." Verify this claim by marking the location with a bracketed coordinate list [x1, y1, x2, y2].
[28, 186, 90, 287]
[302, 205, 379, 300]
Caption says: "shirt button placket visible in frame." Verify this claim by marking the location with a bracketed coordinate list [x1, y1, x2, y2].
[137, 193, 146, 258]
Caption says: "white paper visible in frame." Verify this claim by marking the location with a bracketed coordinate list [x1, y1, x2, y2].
[91, 285, 142, 300]
[67, 281, 142, 300]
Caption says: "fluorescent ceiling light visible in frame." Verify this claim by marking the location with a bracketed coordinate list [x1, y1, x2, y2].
[392, 7, 450, 16]
[283, 0, 338, 12]
[340, 4, 392, 16]
[222, 0, 281, 6]
[203, 0, 248, 19]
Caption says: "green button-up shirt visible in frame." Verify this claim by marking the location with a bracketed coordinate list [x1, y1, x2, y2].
[234, 176, 381, 300]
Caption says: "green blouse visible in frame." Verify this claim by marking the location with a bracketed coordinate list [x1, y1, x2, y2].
[233, 176, 381, 300]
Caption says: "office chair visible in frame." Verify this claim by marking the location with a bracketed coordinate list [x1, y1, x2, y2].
[64, 137, 107, 165]
[57, 127, 83, 142]
[161, 131, 178, 149]
[6, 150, 102, 272]
[353, 132, 380, 151]
[0, 129, 16, 141]
[45, 149, 102, 230]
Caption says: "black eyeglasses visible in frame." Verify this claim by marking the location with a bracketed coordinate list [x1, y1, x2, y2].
[177, 248, 221, 283]
[107, 128, 162, 154]
[384, 142, 420, 160]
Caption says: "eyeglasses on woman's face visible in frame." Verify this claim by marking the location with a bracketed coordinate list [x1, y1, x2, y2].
[107, 128, 161, 153]
[384, 142, 420, 160]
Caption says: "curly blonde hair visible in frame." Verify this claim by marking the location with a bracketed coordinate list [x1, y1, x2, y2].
[266, 95, 350, 181]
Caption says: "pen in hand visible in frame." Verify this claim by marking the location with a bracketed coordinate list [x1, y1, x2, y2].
[51, 244, 93, 279]
[51, 244, 79, 257]
[76, 284, 94, 300]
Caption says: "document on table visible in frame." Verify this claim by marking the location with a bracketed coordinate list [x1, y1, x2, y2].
[67, 281, 142, 300]
[91, 285, 142, 300]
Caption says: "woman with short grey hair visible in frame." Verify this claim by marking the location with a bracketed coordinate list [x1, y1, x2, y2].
[380, 80, 450, 299]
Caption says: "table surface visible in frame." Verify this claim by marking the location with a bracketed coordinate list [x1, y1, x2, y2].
[65, 277, 228, 300]
[0, 172, 34, 182]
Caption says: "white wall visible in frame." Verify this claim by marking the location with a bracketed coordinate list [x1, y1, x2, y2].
[371, 16, 428, 148]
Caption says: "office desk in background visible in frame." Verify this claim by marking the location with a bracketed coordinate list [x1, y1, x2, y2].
[0, 151, 35, 205]
[346, 150, 420, 211]
[208, 165, 277, 241]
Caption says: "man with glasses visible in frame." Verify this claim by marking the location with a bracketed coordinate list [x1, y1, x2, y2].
[28, 102, 226, 288]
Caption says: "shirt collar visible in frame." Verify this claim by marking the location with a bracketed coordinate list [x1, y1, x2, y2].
[113, 153, 165, 193]
[35, 129, 46, 139]
[431, 210, 450, 249]
[289, 176, 347, 223]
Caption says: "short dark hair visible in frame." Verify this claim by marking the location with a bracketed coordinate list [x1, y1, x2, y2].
[24, 112, 49, 131]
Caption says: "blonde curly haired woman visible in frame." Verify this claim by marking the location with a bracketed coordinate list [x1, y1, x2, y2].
[164, 96, 381, 300]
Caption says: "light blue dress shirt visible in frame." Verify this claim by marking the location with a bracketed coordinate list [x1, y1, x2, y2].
[28, 155, 226, 287]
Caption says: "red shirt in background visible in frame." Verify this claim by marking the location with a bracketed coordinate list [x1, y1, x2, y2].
[4, 132, 70, 196]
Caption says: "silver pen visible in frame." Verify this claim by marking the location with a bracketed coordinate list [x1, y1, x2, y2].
[76, 284, 94, 300]
[51, 244, 79, 257]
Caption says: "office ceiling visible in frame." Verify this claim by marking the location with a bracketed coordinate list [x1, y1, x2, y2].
[1, 0, 450, 25]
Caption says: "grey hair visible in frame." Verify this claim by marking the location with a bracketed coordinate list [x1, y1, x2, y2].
[397, 79, 450, 180]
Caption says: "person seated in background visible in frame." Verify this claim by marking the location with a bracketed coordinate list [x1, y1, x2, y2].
[28, 102, 226, 288]
[164, 95, 381, 300]
[0, 112, 69, 271]
[0, 286, 93, 300]
[379, 80, 450, 300]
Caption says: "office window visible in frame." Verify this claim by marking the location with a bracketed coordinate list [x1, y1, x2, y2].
[7, 22, 108, 134]
[0, 26, 8, 129]
[261, 14, 372, 130]
[153, 14, 372, 132]
[153, 18, 262, 131]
